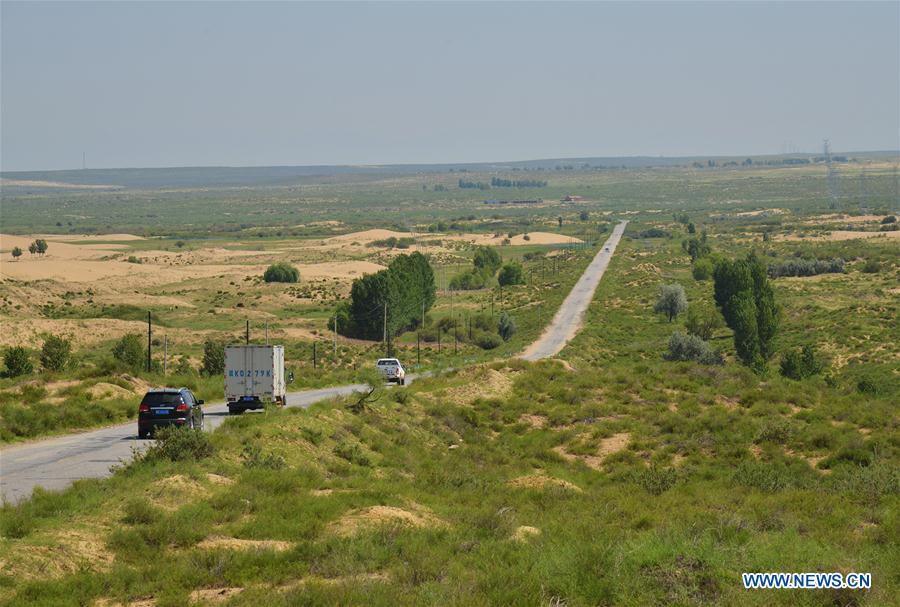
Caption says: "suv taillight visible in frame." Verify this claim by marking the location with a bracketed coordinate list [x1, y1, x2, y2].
[139, 403, 150, 413]
[175, 402, 189, 413]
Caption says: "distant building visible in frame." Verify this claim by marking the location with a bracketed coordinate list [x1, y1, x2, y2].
[563, 195, 585, 202]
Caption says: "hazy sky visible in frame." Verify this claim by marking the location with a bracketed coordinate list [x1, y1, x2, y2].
[1, 1, 898, 171]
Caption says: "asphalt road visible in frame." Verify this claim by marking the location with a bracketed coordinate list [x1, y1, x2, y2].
[521, 220, 627, 360]
[0, 221, 626, 504]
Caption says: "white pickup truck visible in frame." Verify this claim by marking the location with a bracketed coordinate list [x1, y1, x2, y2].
[376, 358, 406, 385]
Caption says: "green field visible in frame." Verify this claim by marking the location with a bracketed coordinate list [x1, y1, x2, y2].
[1, 158, 898, 605]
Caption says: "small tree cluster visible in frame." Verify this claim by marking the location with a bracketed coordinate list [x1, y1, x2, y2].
[40, 335, 71, 371]
[654, 284, 688, 322]
[497, 262, 524, 286]
[713, 253, 779, 371]
[202, 339, 225, 376]
[263, 262, 300, 283]
[682, 232, 711, 262]
[767, 258, 844, 278]
[3, 346, 33, 377]
[27, 239, 48, 256]
[779, 345, 822, 380]
[113, 334, 145, 370]
[498, 312, 516, 341]
[451, 246, 502, 291]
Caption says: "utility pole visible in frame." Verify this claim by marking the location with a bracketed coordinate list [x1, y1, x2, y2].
[147, 312, 152, 373]
[417, 332, 421, 365]
[245, 320, 249, 345]
[163, 335, 168, 376]
[265, 321, 269, 345]
[313, 342, 317, 368]
[333, 315, 337, 358]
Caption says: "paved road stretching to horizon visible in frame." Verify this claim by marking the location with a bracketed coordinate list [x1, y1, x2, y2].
[0, 221, 626, 504]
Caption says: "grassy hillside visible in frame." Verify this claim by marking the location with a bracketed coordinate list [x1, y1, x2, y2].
[2, 221, 896, 606]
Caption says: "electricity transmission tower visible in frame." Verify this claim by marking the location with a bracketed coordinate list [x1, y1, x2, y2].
[823, 139, 840, 209]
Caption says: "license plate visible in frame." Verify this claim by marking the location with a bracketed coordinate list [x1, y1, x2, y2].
[154, 409, 169, 415]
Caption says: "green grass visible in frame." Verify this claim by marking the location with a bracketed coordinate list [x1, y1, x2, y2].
[1, 213, 896, 605]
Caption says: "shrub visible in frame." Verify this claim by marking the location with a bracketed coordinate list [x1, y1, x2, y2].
[880, 215, 897, 224]
[263, 262, 300, 283]
[473, 246, 502, 273]
[122, 497, 161, 525]
[112, 334, 144, 370]
[779, 345, 822, 380]
[692, 257, 714, 281]
[664, 332, 724, 365]
[654, 284, 688, 322]
[3, 346, 34, 377]
[861, 259, 881, 274]
[141, 426, 213, 462]
[638, 228, 669, 238]
[498, 312, 517, 341]
[856, 377, 879, 395]
[202, 339, 225, 376]
[634, 466, 680, 495]
[0, 509, 34, 538]
[40, 335, 71, 372]
[683, 308, 723, 341]
[475, 331, 503, 350]
[498, 262, 524, 286]
[333, 442, 371, 466]
[126, 256, 143, 264]
[242, 444, 286, 469]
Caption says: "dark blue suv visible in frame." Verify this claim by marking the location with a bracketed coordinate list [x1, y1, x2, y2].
[137, 388, 204, 439]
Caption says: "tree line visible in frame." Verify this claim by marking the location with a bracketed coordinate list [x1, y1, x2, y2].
[490, 177, 547, 188]
[332, 252, 436, 343]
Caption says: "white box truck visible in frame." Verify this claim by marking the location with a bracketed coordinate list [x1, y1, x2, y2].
[225, 345, 286, 414]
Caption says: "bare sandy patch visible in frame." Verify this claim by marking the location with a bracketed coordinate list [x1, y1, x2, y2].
[441, 231, 582, 246]
[0, 529, 114, 581]
[146, 475, 210, 510]
[735, 208, 787, 217]
[325, 229, 411, 245]
[275, 572, 390, 593]
[518, 414, 548, 429]
[196, 536, 292, 552]
[329, 504, 447, 537]
[0, 234, 128, 261]
[802, 214, 890, 225]
[507, 474, 582, 493]
[0, 178, 120, 190]
[442, 367, 513, 405]
[87, 382, 135, 401]
[205, 473, 235, 486]
[779, 230, 900, 242]
[94, 597, 156, 607]
[511, 526, 541, 542]
[553, 432, 631, 470]
[188, 587, 243, 604]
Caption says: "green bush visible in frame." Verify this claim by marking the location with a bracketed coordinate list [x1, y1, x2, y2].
[779, 345, 822, 380]
[498, 312, 517, 341]
[3, 346, 33, 377]
[333, 442, 371, 466]
[242, 443, 286, 469]
[664, 332, 723, 365]
[112, 334, 144, 370]
[634, 466, 680, 495]
[861, 259, 881, 274]
[691, 257, 714, 281]
[857, 377, 879, 395]
[683, 308, 723, 341]
[202, 339, 225, 376]
[40, 335, 71, 372]
[141, 426, 213, 462]
[0, 508, 35, 538]
[474, 331, 503, 350]
[263, 262, 300, 283]
[654, 284, 688, 322]
[498, 262, 524, 286]
[122, 497, 162, 525]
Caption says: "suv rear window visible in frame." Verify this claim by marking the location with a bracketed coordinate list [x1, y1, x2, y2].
[377, 359, 398, 366]
[141, 392, 183, 406]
